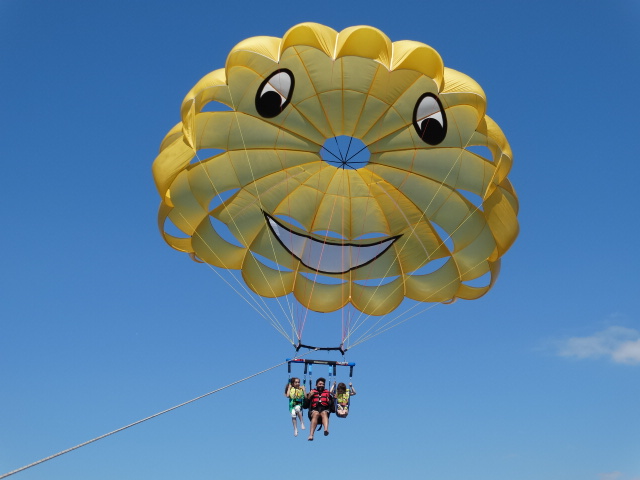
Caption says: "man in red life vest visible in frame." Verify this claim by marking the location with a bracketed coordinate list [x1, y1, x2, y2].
[306, 377, 333, 441]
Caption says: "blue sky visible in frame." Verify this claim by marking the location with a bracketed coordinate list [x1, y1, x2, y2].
[1, 1, 639, 479]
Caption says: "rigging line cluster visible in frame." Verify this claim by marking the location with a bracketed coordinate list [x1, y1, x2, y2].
[186, 89, 299, 344]
[346, 252, 499, 349]
[177, 201, 294, 345]
[342, 127, 501, 348]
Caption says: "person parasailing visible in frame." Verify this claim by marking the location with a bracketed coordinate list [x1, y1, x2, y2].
[284, 377, 306, 436]
[305, 377, 333, 441]
[330, 381, 356, 418]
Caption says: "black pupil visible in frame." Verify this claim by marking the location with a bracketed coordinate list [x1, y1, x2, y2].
[419, 118, 445, 145]
[256, 90, 282, 118]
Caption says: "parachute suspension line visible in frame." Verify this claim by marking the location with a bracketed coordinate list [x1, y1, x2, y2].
[293, 163, 326, 343]
[340, 67, 398, 347]
[199, 86, 298, 340]
[226, 88, 297, 325]
[176, 210, 291, 342]
[282, 149, 300, 344]
[340, 171, 350, 349]
[347, 254, 499, 349]
[296, 164, 347, 347]
[178, 149, 294, 345]
[341, 305, 354, 351]
[345, 109, 502, 347]
[336, 68, 404, 344]
[346, 163, 380, 341]
[0, 358, 293, 480]
[348, 126, 506, 346]
[227, 93, 295, 338]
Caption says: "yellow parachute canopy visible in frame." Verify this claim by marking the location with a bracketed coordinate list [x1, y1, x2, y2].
[152, 22, 519, 319]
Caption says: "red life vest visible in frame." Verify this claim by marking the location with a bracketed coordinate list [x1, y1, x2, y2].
[309, 389, 332, 408]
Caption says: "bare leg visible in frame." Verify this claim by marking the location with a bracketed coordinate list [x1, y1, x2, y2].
[298, 410, 305, 430]
[321, 411, 329, 436]
[291, 416, 298, 436]
[308, 411, 319, 440]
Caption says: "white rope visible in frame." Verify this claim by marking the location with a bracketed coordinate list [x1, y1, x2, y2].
[0, 358, 290, 479]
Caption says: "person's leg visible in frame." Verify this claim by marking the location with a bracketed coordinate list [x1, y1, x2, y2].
[308, 411, 319, 440]
[297, 408, 305, 430]
[321, 411, 329, 436]
[291, 413, 298, 436]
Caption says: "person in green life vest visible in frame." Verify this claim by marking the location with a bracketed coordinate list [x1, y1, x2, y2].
[284, 377, 306, 436]
[305, 377, 333, 441]
[330, 381, 357, 418]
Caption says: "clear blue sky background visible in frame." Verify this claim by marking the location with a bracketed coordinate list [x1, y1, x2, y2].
[1, 1, 639, 479]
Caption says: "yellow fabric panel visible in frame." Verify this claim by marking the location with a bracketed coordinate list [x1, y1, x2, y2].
[351, 278, 404, 315]
[165, 170, 208, 235]
[159, 122, 185, 152]
[281, 23, 338, 57]
[249, 227, 300, 271]
[364, 76, 439, 147]
[368, 68, 422, 106]
[441, 68, 486, 111]
[457, 260, 501, 300]
[191, 219, 246, 269]
[360, 106, 409, 148]
[293, 275, 349, 312]
[367, 182, 428, 234]
[430, 197, 490, 251]
[181, 68, 230, 149]
[318, 91, 347, 137]
[242, 253, 295, 298]
[385, 74, 440, 123]
[484, 181, 519, 256]
[192, 112, 319, 154]
[226, 36, 281, 69]
[438, 104, 485, 148]
[341, 90, 368, 137]
[153, 134, 196, 199]
[440, 90, 486, 122]
[351, 95, 393, 141]
[341, 56, 382, 94]
[483, 116, 513, 184]
[348, 248, 402, 280]
[212, 189, 264, 247]
[450, 223, 497, 280]
[393, 224, 450, 271]
[335, 26, 392, 68]
[182, 68, 230, 114]
[295, 95, 335, 140]
[370, 165, 451, 217]
[158, 202, 193, 253]
[186, 155, 242, 205]
[162, 232, 193, 254]
[390, 40, 444, 89]
[405, 258, 461, 302]
[346, 195, 388, 240]
[375, 148, 496, 197]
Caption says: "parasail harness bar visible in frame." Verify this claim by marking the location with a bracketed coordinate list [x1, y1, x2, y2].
[287, 358, 355, 391]
[295, 341, 347, 355]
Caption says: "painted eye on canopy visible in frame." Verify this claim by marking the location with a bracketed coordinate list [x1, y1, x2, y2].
[255, 69, 295, 118]
[413, 93, 447, 145]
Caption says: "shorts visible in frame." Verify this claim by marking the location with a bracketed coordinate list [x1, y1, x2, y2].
[308, 406, 330, 420]
[290, 404, 302, 417]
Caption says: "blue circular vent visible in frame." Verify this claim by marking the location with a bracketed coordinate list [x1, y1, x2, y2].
[320, 136, 370, 169]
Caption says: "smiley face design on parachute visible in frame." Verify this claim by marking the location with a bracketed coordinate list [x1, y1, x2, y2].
[153, 23, 519, 315]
